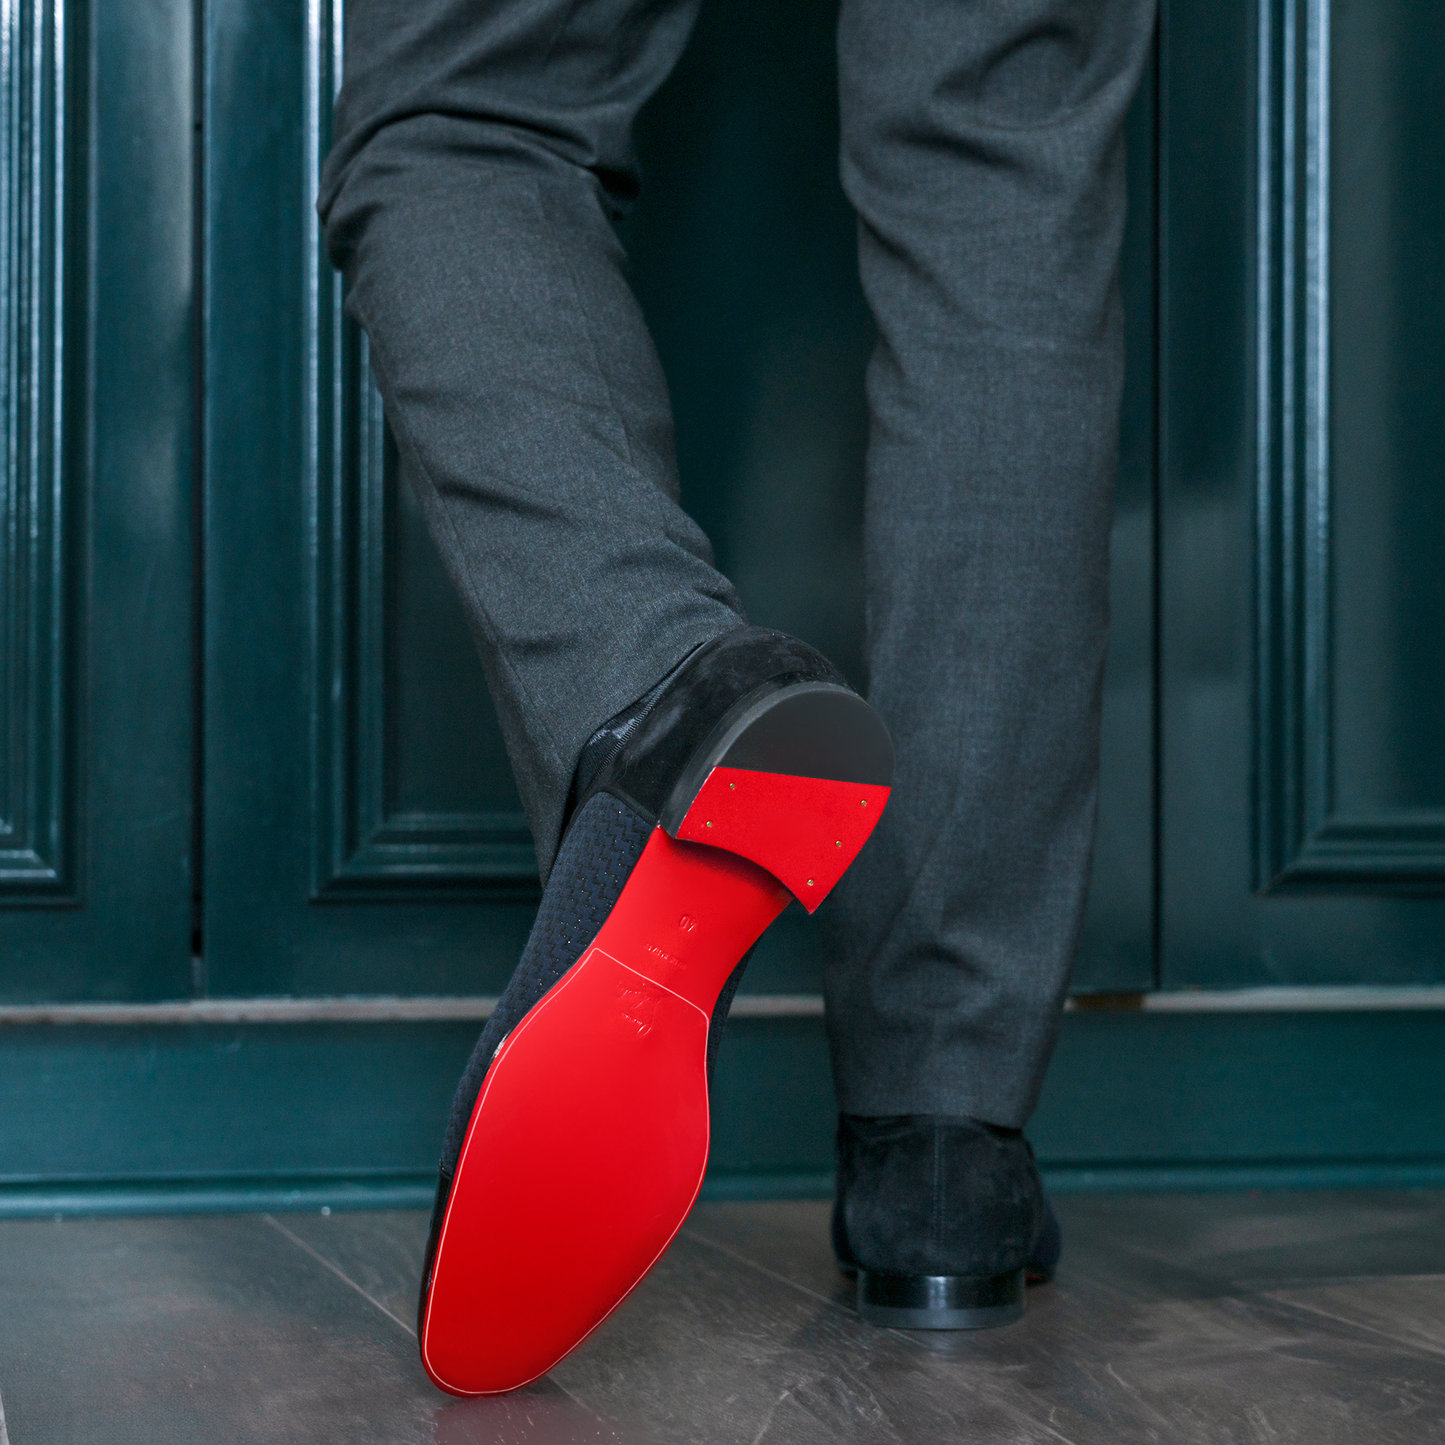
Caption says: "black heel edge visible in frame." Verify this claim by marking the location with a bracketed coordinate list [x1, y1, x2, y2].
[660, 680, 893, 835]
[856, 1268, 1025, 1331]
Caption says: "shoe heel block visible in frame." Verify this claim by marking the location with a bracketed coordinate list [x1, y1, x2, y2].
[662, 682, 894, 911]
[856, 1268, 1025, 1330]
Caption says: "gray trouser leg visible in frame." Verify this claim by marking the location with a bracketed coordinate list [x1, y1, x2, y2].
[823, 0, 1156, 1126]
[318, 0, 745, 877]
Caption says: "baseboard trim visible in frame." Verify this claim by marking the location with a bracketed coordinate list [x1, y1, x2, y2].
[0, 1171, 844, 1218]
[4, 985, 1445, 1027]
[699, 1172, 834, 1202]
[0, 998, 501, 1026]
[5, 1008, 1445, 1216]
[1041, 1160, 1445, 1193]
[8, 1158, 1445, 1219]
[0, 994, 827, 1025]
[1068, 986, 1445, 1012]
[0, 1174, 440, 1219]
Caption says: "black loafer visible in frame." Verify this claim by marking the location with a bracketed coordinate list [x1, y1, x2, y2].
[833, 1112, 1060, 1330]
[418, 626, 895, 1394]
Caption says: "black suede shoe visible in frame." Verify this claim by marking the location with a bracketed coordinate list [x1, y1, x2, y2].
[418, 626, 894, 1395]
[832, 1113, 1061, 1329]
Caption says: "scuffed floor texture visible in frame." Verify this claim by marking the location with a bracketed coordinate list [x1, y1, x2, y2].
[4, 1191, 1445, 1442]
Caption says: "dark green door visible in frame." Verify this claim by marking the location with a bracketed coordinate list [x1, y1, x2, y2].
[197, 0, 1158, 1000]
[4, 0, 1445, 1209]
[197, 0, 535, 1003]
[193, 0, 1156, 1190]
[0, 0, 193, 1001]
[1159, 0, 1445, 987]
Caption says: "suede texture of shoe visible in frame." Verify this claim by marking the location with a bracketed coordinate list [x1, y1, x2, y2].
[417, 626, 894, 1395]
[832, 1113, 1061, 1329]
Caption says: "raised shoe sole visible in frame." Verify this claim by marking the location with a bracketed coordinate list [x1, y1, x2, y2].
[856, 1268, 1026, 1330]
[419, 683, 891, 1395]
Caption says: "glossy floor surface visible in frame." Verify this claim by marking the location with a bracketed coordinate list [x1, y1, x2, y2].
[3, 1191, 1445, 1442]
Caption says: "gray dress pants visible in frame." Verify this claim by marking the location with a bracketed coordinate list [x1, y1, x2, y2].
[319, 0, 1156, 1129]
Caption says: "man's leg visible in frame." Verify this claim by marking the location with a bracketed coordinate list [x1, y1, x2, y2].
[319, 0, 743, 878]
[320, 0, 897, 1390]
[826, 0, 1156, 1314]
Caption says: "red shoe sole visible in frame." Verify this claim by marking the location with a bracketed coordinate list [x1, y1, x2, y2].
[420, 768, 888, 1395]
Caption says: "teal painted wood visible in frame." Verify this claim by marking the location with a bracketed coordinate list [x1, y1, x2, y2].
[200, 0, 538, 997]
[0, 1176, 442, 1218]
[312, 403, 539, 899]
[0, 0, 193, 999]
[621, 0, 879, 1005]
[1329, 0, 1445, 842]
[629, 4, 1158, 992]
[1159, 0, 1445, 986]
[1256, 0, 1445, 889]
[0, 0, 70, 903]
[200, 0, 1157, 1001]
[9, 0, 1444, 1203]
[6, 1008, 1445, 1214]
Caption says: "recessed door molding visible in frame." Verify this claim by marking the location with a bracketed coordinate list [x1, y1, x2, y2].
[0, 0, 74, 901]
[303, 2, 535, 900]
[1254, 0, 1445, 891]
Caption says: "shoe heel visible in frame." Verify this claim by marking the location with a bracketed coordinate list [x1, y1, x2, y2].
[857, 1268, 1026, 1330]
[663, 683, 893, 911]
[674, 770, 888, 910]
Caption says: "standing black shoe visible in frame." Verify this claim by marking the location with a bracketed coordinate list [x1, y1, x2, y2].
[832, 1113, 1061, 1329]
[418, 626, 894, 1395]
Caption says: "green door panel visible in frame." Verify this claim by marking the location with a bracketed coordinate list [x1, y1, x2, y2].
[0, 0, 193, 1001]
[1160, 0, 1445, 987]
[10, 0, 1445, 1212]
[1329, 0, 1445, 820]
[631, 7, 1157, 995]
[624, 0, 875, 999]
[201, 0, 1157, 1001]
[310, 415, 537, 900]
[200, 0, 537, 998]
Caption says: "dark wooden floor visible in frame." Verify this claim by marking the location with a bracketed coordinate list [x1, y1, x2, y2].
[3, 1190, 1445, 1442]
